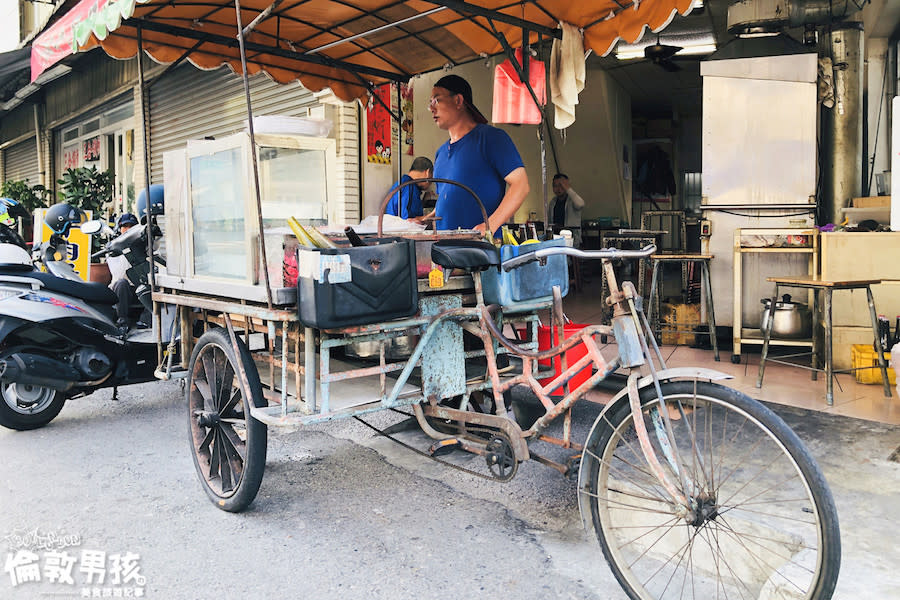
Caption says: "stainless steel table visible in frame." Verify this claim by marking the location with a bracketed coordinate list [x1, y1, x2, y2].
[757, 276, 892, 405]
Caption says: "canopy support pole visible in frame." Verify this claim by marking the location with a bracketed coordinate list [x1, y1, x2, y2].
[396, 81, 403, 183]
[137, 26, 163, 368]
[235, 0, 273, 309]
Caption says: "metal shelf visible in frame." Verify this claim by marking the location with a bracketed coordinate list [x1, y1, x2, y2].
[733, 228, 819, 361]
[739, 328, 813, 347]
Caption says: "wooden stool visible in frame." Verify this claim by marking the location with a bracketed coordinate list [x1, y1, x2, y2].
[647, 254, 718, 361]
[756, 276, 892, 405]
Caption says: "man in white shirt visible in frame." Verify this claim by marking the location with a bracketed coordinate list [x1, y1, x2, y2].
[548, 173, 585, 247]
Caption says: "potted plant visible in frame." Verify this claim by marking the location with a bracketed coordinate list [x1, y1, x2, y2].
[57, 166, 115, 283]
[57, 166, 114, 215]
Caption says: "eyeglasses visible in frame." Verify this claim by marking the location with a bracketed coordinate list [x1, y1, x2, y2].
[428, 94, 455, 107]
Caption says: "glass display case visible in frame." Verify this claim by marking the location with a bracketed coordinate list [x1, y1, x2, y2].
[160, 131, 337, 304]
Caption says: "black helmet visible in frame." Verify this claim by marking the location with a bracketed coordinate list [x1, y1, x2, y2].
[44, 202, 86, 236]
[0, 223, 28, 251]
[116, 212, 138, 231]
[136, 184, 164, 223]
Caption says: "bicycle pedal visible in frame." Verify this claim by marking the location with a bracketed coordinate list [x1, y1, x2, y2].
[429, 438, 462, 457]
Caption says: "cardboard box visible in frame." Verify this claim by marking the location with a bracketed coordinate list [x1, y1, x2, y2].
[852, 196, 890, 208]
[660, 302, 700, 345]
[850, 344, 896, 385]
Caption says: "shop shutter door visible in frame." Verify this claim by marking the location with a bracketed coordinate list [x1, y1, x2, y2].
[148, 65, 318, 182]
[4, 139, 41, 185]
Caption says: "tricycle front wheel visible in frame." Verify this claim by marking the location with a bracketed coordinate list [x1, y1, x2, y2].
[187, 328, 267, 512]
[580, 381, 840, 599]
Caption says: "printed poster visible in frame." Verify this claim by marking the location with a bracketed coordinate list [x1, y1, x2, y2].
[400, 83, 414, 156]
[367, 83, 392, 164]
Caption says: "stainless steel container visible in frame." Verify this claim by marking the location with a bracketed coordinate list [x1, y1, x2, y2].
[760, 294, 811, 338]
[345, 338, 384, 359]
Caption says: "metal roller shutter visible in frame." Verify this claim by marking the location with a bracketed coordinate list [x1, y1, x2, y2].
[4, 139, 41, 185]
[148, 65, 319, 182]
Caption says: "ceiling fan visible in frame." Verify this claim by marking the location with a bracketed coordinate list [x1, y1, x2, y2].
[644, 37, 684, 72]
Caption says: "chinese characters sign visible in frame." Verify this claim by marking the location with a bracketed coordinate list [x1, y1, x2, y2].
[3, 528, 145, 597]
[83, 136, 101, 162]
[63, 145, 81, 170]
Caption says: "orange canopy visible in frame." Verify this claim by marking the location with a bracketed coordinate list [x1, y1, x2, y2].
[33, 0, 695, 101]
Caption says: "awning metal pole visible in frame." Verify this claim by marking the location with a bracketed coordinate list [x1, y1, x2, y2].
[235, 0, 273, 309]
[396, 81, 403, 184]
[242, 0, 284, 37]
[137, 26, 163, 368]
[307, 7, 447, 54]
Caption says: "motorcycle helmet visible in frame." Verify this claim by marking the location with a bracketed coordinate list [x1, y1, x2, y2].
[116, 212, 138, 232]
[0, 223, 28, 251]
[44, 202, 86, 236]
[0, 197, 28, 225]
[136, 184, 164, 223]
[0, 243, 32, 271]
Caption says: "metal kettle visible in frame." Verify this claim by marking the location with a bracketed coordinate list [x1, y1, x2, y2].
[760, 294, 812, 338]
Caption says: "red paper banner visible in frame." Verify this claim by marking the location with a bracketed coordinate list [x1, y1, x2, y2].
[366, 84, 392, 164]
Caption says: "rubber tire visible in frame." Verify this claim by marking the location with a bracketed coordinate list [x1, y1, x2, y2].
[187, 328, 267, 512]
[0, 382, 65, 431]
[582, 380, 841, 600]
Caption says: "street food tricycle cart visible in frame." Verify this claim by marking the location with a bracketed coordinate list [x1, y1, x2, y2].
[55, 1, 841, 598]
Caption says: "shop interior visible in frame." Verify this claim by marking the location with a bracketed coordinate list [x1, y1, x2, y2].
[563, 1, 900, 424]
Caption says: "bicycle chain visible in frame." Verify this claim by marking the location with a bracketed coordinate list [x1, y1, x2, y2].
[353, 411, 515, 482]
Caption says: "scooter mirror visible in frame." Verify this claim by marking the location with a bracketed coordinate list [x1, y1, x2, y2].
[80, 220, 113, 236]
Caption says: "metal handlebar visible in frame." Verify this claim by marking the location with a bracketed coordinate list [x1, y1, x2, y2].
[501, 244, 656, 272]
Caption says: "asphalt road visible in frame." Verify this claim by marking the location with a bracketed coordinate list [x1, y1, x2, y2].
[1, 380, 898, 599]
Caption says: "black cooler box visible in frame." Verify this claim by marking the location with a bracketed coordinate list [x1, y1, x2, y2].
[297, 238, 418, 328]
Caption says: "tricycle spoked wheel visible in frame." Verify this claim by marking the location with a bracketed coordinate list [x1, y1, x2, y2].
[187, 328, 267, 512]
[579, 381, 840, 600]
[0, 382, 65, 430]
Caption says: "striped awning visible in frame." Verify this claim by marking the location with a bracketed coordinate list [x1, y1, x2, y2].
[32, 0, 695, 101]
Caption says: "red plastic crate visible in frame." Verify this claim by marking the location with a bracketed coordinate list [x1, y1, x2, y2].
[535, 324, 592, 396]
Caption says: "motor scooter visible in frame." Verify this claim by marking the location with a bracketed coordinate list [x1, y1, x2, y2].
[0, 216, 171, 430]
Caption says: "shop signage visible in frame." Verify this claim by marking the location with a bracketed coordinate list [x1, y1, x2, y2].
[82, 136, 101, 162]
[35, 209, 93, 281]
[63, 146, 80, 170]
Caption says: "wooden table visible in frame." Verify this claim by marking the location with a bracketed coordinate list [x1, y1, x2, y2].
[756, 276, 892, 405]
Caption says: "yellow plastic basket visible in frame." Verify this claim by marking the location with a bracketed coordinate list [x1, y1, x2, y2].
[850, 344, 896, 385]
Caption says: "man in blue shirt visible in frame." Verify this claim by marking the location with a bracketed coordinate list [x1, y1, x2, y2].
[385, 156, 433, 220]
[424, 74, 529, 236]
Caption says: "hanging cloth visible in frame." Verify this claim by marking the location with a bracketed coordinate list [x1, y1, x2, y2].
[550, 22, 585, 130]
[491, 47, 547, 125]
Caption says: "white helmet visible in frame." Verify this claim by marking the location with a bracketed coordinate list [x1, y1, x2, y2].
[0, 243, 33, 270]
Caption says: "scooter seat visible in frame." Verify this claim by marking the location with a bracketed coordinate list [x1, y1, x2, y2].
[20, 271, 118, 305]
[0, 263, 35, 273]
[431, 239, 500, 272]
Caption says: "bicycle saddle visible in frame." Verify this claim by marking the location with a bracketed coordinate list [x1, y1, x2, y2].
[431, 239, 500, 272]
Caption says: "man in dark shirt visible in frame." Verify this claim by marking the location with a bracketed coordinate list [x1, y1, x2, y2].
[385, 156, 433, 220]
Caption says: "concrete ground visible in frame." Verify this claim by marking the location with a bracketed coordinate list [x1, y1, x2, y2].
[0, 374, 897, 599]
